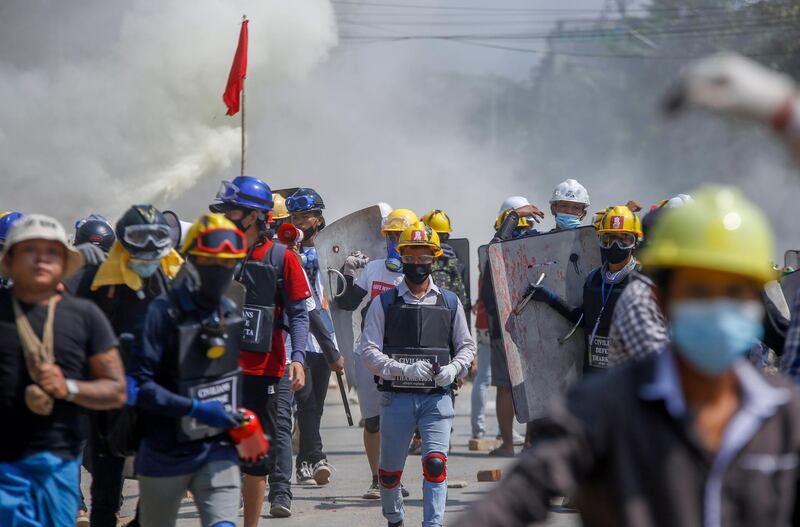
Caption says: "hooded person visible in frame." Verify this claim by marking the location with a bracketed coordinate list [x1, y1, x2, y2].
[65, 205, 182, 527]
[335, 207, 418, 500]
[462, 185, 800, 527]
[527, 205, 643, 372]
[209, 176, 312, 523]
[128, 213, 251, 527]
[0, 214, 125, 527]
[358, 221, 475, 527]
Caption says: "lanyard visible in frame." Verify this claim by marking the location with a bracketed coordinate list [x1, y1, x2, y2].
[590, 271, 621, 349]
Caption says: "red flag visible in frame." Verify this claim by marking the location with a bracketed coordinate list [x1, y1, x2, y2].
[223, 19, 248, 116]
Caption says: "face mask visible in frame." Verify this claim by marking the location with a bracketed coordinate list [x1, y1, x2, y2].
[601, 242, 632, 264]
[194, 265, 235, 308]
[669, 299, 764, 376]
[403, 263, 432, 285]
[385, 241, 401, 272]
[555, 213, 582, 230]
[128, 259, 160, 278]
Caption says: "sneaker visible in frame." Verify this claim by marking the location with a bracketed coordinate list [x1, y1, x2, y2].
[296, 461, 316, 486]
[312, 459, 333, 485]
[388, 521, 404, 527]
[401, 484, 409, 498]
[270, 495, 292, 518]
[363, 479, 380, 500]
[76, 511, 89, 527]
[495, 430, 526, 446]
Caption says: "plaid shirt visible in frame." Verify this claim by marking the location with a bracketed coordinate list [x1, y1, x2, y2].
[608, 273, 669, 366]
[781, 289, 800, 382]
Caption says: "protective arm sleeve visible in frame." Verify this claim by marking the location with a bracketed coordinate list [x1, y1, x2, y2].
[335, 275, 368, 311]
[130, 301, 193, 418]
[285, 298, 310, 364]
[309, 307, 341, 363]
[547, 294, 583, 325]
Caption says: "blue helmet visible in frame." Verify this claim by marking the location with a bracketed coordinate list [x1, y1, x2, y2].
[0, 212, 23, 242]
[286, 188, 324, 214]
[211, 176, 273, 213]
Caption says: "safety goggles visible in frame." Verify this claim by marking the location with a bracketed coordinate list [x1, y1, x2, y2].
[196, 228, 247, 255]
[598, 232, 637, 250]
[123, 224, 172, 249]
[215, 181, 272, 209]
[285, 195, 318, 213]
[382, 216, 412, 232]
[400, 254, 435, 265]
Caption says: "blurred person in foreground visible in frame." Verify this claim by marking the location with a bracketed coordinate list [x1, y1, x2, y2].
[461, 185, 800, 527]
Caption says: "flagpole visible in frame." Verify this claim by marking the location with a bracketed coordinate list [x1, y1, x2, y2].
[240, 14, 247, 177]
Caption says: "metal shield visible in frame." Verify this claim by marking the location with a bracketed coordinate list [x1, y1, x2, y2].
[781, 271, 800, 312]
[447, 238, 471, 306]
[315, 205, 387, 389]
[487, 226, 602, 422]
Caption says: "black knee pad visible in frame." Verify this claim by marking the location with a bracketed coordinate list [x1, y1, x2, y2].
[364, 416, 380, 433]
[422, 452, 447, 483]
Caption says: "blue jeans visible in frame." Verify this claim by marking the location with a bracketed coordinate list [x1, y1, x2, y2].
[470, 330, 492, 438]
[268, 365, 295, 502]
[379, 391, 454, 527]
[0, 451, 81, 527]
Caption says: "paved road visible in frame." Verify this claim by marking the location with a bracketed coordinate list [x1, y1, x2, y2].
[84, 382, 578, 526]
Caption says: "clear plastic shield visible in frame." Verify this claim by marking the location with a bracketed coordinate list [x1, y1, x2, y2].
[315, 205, 386, 389]
[488, 226, 602, 422]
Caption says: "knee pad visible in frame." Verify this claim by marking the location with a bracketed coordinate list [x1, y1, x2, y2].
[378, 468, 402, 489]
[422, 452, 447, 483]
[211, 522, 235, 527]
[364, 416, 380, 433]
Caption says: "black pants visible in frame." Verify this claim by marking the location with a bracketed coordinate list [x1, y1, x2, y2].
[241, 374, 281, 477]
[88, 412, 126, 527]
[295, 353, 331, 467]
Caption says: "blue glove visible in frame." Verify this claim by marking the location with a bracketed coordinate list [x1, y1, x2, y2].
[125, 375, 139, 407]
[188, 400, 240, 429]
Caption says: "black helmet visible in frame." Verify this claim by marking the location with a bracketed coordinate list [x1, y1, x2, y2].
[115, 205, 171, 260]
[75, 217, 115, 252]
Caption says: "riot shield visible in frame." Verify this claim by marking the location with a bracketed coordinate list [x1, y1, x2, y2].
[488, 226, 601, 422]
[447, 238, 471, 307]
[315, 205, 386, 390]
[781, 270, 800, 310]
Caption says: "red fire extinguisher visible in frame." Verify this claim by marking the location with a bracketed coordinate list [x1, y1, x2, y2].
[228, 408, 270, 462]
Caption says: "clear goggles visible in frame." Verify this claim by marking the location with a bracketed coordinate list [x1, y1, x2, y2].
[598, 232, 637, 250]
[215, 180, 241, 202]
[123, 224, 172, 249]
[400, 254, 435, 265]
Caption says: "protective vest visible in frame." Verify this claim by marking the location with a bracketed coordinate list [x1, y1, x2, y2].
[377, 288, 459, 394]
[237, 244, 285, 354]
[164, 294, 244, 443]
[583, 268, 631, 371]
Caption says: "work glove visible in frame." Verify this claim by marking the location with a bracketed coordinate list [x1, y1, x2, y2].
[399, 361, 433, 381]
[76, 243, 107, 266]
[343, 251, 369, 277]
[188, 400, 241, 429]
[525, 284, 557, 304]
[666, 53, 796, 127]
[434, 363, 460, 387]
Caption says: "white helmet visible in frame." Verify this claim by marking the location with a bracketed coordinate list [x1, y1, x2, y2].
[663, 194, 693, 209]
[550, 179, 590, 206]
[499, 196, 530, 214]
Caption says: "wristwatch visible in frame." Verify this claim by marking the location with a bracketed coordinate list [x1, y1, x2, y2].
[65, 379, 80, 402]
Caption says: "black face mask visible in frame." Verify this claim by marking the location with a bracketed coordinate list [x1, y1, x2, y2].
[403, 263, 433, 285]
[194, 265, 235, 308]
[601, 243, 632, 265]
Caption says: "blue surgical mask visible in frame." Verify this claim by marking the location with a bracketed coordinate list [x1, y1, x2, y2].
[555, 213, 582, 230]
[128, 259, 161, 278]
[669, 299, 764, 376]
[385, 241, 401, 272]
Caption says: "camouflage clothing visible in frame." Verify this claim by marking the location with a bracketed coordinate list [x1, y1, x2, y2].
[433, 257, 468, 309]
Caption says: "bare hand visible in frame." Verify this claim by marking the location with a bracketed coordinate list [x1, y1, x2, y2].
[515, 204, 545, 223]
[288, 361, 306, 392]
[37, 364, 68, 399]
[329, 356, 345, 374]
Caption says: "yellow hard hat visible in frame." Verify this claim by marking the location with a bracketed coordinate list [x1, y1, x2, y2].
[382, 208, 419, 235]
[596, 206, 643, 239]
[591, 208, 607, 230]
[396, 221, 443, 258]
[272, 194, 289, 220]
[639, 185, 776, 284]
[181, 213, 247, 259]
[493, 208, 531, 232]
[421, 209, 452, 235]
